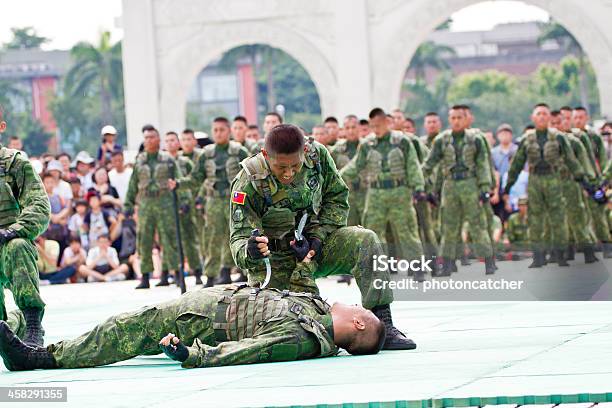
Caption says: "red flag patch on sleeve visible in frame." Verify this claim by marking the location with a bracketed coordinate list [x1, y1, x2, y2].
[232, 191, 247, 205]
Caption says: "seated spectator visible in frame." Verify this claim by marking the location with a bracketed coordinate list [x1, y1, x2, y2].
[35, 235, 77, 285]
[47, 160, 73, 209]
[92, 166, 122, 213]
[60, 236, 87, 283]
[57, 152, 77, 181]
[42, 172, 70, 252]
[73, 151, 95, 191]
[69, 176, 84, 201]
[79, 234, 128, 282]
[108, 151, 132, 204]
[83, 191, 118, 248]
[115, 211, 139, 279]
[97, 125, 123, 166]
[68, 200, 90, 249]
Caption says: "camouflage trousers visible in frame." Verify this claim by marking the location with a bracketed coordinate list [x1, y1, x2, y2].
[204, 196, 233, 277]
[7, 288, 223, 368]
[415, 200, 438, 257]
[162, 204, 202, 272]
[587, 197, 611, 243]
[528, 175, 568, 250]
[363, 186, 423, 260]
[137, 197, 179, 273]
[439, 178, 492, 258]
[0, 238, 45, 321]
[247, 226, 392, 309]
[561, 179, 596, 246]
[347, 189, 366, 227]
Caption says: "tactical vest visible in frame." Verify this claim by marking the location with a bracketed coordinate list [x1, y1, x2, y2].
[202, 141, 243, 195]
[240, 139, 322, 241]
[332, 139, 355, 169]
[524, 129, 561, 174]
[439, 130, 478, 178]
[135, 151, 175, 198]
[363, 131, 406, 182]
[0, 147, 21, 229]
[213, 285, 337, 356]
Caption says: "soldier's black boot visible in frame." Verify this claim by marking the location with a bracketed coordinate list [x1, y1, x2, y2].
[0, 321, 57, 371]
[156, 270, 170, 287]
[371, 304, 417, 350]
[584, 245, 599, 264]
[234, 268, 248, 283]
[204, 276, 215, 288]
[135, 273, 150, 289]
[460, 253, 471, 266]
[337, 275, 352, 285]
[23, 307, 44, 347]
[555, 248, 569, 266]
[567, 245, 576, 261]
[484, 257, 496, 275]
[603, 242, 612, 259]
[450, 259, 458, 272]
[528, 251, 545, 268]
[194, 268, 203, 285]
[436, 258, 452, 277]
[214, 267, 232, 285]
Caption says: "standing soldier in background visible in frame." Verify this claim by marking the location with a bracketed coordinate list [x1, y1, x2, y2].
[330, 115, 366, 285]
[312, 125, 332, 147]
[505, 104, 587, 268]
[341, 108, 427, 282]
[246, 125, 262, 144]
[420, 112, 442, 149]
[0, 105, 50, 346]
[177, 117, 249, 286]
[422, 106, 496, 276]
[162, 132, 204, 284]
[124, 125, 181, 289]
[390, 109, 438, 265]
[179, 129, 206, 283]
[358, 119, 371, 138]
[550, 110, 599, 263]
[232, 116, 260, 154]
[323, 117, 340, 147]
[572, 106, 612, 257]
[504, 197, 530, 259]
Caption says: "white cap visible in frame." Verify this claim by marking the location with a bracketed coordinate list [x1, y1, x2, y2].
[47, 160, 63, 174]
[101, 125, 117, 136]
[73, 151, 95, 166]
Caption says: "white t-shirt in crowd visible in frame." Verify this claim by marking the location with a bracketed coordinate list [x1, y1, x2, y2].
[86, 246, 119, 267]
[108, 167, 133, 203]
[53, 179, 73, 202]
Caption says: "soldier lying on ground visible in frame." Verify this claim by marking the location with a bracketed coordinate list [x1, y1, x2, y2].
[0, 251, 387, 371]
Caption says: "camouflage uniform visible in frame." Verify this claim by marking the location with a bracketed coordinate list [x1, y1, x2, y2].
[182, 142, 249, 278]
[329, 139, 366, 226]
[182, 149, 207, 263]
[505, 211, 529, 252]
[340, 131, 424, 262]
[161, 155, 201, 273]
[7, 282, 337, 369]
[241, 139, 263, 155]
[124, 151, 181, 275]
[230, 142, 392, 310]
[506, 129, 583, 253]
[422, 130, 493, 260]
[0, 146, 50, 321]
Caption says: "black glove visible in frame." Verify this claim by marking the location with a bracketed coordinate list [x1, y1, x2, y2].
[123, 208, 134, 218]
[412, 191, 427, 202]
[291, 238, 310, 261]
[194, 196, 204, 209]
[160, 337, 189, 362]
[580, 180, 595, 194]
[0, 229, 18, 245]
[307, 237, 323, 262]
[179, 204, 190, 214]
[479, 191, 491, 204]
[427, 193, 439, 207]
[247, 235, 265, 260]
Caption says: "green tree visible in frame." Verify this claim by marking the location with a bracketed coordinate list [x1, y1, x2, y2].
[65, 31, 123, 125]
[538, 19, 589, 108]
[407, 41, 456, 82]
[3, 27, 49, 50]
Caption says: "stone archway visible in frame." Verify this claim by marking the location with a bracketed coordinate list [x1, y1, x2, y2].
[372, 0, 612, 115]
[157, 21, 337, 136]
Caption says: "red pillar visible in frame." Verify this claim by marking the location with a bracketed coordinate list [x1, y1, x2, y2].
[237, 63, 258, 125]
[32, 76, 59, 153]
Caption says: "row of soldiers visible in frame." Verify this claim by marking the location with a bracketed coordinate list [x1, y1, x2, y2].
[322, 104, 612, 279]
